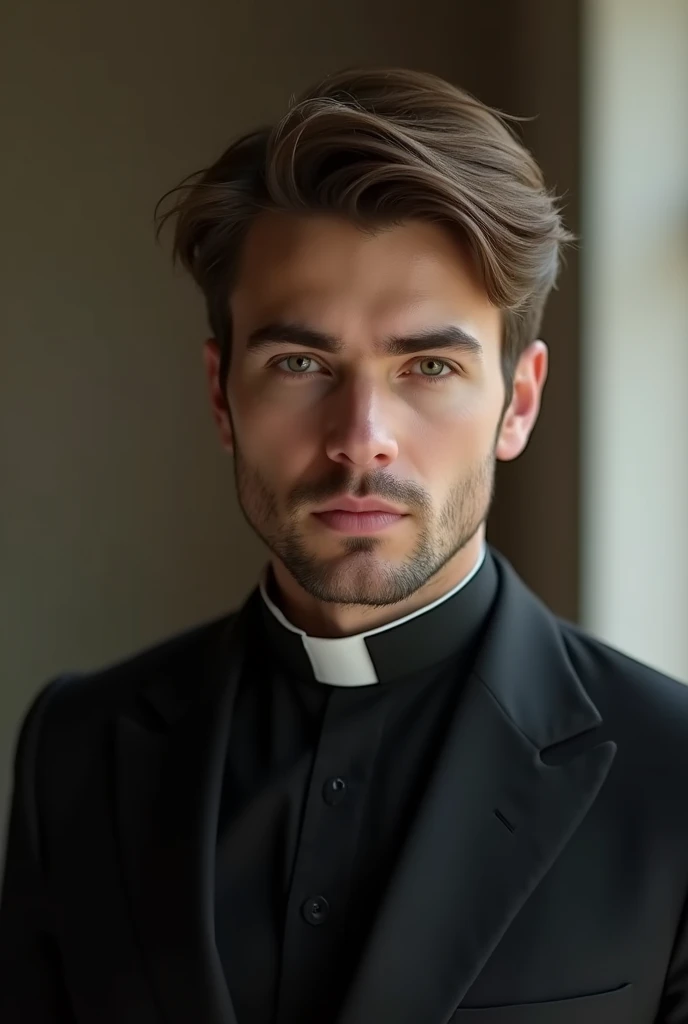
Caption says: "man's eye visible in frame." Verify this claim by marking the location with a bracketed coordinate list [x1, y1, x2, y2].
[411, 358, 453, 378]
[277, 355, 322, 374]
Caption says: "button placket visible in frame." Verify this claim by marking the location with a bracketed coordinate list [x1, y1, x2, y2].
[274, 690, 391, 1024]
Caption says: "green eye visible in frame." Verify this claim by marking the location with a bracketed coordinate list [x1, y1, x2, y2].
[283, 355, 316, 373]
[417, 358, 449, 377]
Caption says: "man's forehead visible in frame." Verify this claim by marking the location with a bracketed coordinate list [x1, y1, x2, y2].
[235, 211, 481, 291]
[230, 212, 498, 343]
[235, 287, 447, 323]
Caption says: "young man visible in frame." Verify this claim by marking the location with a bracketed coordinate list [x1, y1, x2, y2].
[1, 67, 687, 1024]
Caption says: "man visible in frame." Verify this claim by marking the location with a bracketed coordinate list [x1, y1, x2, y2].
[1, 66, 687, 1024]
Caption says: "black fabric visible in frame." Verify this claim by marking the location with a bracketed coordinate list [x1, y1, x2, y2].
[2, 548, 688, 1024]
[214, 553, 498, 1024]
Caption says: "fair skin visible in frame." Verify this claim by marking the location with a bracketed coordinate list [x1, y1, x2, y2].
[204, 211, 548, 638]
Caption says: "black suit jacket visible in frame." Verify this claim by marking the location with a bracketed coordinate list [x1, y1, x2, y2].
[2, 550, 688, 1024]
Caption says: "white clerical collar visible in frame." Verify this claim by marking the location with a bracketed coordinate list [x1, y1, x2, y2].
[258, 543, 487, 687]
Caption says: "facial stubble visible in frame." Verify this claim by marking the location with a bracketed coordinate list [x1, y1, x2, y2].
[232, 442, 497, 609]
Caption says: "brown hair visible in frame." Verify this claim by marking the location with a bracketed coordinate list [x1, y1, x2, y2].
[155, 67, 573, 400]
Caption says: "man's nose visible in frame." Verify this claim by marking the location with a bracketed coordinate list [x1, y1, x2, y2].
[324, 378, 399, 471]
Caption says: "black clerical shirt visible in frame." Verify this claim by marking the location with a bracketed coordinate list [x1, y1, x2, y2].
[214, 547, 499, 1024]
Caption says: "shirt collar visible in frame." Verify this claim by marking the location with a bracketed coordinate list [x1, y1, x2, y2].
[258, 543, 497, 687]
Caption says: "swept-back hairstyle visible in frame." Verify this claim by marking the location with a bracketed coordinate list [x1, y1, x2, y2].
[155, 67, 573, 399]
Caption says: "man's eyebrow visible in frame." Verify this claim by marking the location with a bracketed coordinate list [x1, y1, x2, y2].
[245, 322, 483, 357]
[246, 323, 342, 353]
[379, 326, 483, 358]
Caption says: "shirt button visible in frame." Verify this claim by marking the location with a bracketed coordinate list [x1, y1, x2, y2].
[302, 896, 330, 926]
[323, 776, 347, 806]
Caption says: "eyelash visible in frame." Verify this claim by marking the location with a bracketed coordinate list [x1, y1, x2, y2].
[270, 355, 459, 385]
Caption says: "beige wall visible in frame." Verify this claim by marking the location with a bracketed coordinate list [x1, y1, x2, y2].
[1, 0, 582, 830]
[581, 0, 688, 681]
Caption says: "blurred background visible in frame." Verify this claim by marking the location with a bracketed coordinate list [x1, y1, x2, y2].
[1, 0, 687, 845]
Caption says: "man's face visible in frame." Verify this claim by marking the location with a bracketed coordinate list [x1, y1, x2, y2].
[209, 211, 543, 608]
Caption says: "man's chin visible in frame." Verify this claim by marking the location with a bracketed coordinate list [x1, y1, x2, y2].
[284, 550, 415, 607]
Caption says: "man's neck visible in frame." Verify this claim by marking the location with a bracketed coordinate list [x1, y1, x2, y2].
[269, 531, 486, 639]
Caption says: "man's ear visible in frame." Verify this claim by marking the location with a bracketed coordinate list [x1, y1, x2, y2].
[495, 341, 548, 463]
[202, 339, 234, 454]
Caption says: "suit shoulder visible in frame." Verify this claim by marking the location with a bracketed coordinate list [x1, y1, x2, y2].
[29, 612, 236, 725]
[558, 617, 688, 735]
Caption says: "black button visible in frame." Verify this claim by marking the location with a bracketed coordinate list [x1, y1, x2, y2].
[322, 776, 347, 806]
[302, 896, 330, 926]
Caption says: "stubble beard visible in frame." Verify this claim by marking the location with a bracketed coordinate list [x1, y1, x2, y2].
[232, 444, 497, 609]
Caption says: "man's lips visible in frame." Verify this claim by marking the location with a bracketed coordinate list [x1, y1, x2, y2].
[312, 498, 408, 534]
[314, 496, 407, 515]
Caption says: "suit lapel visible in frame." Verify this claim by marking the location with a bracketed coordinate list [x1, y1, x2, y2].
[114, 605, 252, 1024]
[338, 553, 617, 1024]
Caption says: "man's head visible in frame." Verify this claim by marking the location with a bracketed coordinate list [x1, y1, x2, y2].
[156, 68, 571, 622]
